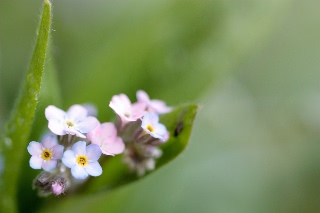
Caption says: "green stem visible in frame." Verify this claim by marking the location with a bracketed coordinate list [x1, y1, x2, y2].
[0, 1, 52, 212]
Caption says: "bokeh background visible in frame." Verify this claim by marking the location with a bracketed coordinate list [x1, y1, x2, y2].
[1, 0, 320, 212]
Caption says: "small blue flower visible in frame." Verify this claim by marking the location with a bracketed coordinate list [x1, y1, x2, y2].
[141, 112, 168, 141]
[62, 141, 102, 179]
[27, 135, 64, 171]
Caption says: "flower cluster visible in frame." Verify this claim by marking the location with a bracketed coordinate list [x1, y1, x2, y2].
[27, 90, 171, 196]
[109, 90, 171, 176]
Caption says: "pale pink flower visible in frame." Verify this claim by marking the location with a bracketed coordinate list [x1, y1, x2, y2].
[109, 93, 146, 123]
[137, 90, 172, 114]
[87, 122, 125, 156]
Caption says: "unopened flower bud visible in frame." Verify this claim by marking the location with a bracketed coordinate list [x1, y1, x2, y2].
[33, 172, 68, 196]
[51, 176, 67, 196]
[33, 172, 54, 196]
[123, 144, 162, 176]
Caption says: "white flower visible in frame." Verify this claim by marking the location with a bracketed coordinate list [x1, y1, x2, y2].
[45, 105, 99, 138]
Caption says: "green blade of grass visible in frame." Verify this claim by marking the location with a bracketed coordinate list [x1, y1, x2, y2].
[0, 1, 52, 212]
[17, 47, 62, 213]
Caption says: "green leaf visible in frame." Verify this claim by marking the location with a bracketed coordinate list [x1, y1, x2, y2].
[16, 47, 62, 213]
[0, 1, 52, 212]
[87, 104, 198, 192]
[43, 104, 198, 212]
[27, 47, 63, 141]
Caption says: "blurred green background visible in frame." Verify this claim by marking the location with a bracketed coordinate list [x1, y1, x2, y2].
[1, 0, 320, 212]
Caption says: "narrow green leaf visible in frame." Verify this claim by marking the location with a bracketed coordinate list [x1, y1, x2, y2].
[0, 1, 52, 212]
[17, 47, 62, 213]
[27, 47, 63, 141]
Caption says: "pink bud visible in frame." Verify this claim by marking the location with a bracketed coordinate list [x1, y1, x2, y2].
[51, 177, 66, 196]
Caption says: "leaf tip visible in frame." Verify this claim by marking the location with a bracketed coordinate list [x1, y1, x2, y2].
[45, 0, 52, 6]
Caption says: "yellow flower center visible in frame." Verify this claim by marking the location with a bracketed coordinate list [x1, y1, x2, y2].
[76, 155, 88, 167]
[146, 124, 155, 133]
[41, 149, 52, 160]
[65, 120, 75, 128]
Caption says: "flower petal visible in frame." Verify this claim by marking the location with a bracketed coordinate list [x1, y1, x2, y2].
[85, 161, 102, 177]
[150, 100, 172, 114]
[41, 135, 58, 149]
[76, 117, 98, 134]
[82, 103, 97, 117]
[136, 90, 150, 103]
[45, 105, 66, 120]
[71, 165, 88, 179]
[42, 160, 57, 171]
[62, 150, 76, 168]
[142, 112, 159, 127]
[73, 131, 86, 139]
[88, 122, 119, 149]
[100, 122, 117, 137]
[109, 94, 132, 118]
[29, 156, 43, 169]
[101, 137, 125, 155]
[87, 123, 102, 145]
[131, 102, 146, 120]
[72, 141, 87, 155]
[86, 144, 102, 161]
[136, 90, 172, 114]
[155, 123, 167, 136]
[52, 144, 64, 159]
[65, 128, 86, 138]
[149, 112, 160, 124]
[67, 104, 88, 121]
[27, 142, 42, 156]
[48, 119, 65, 136]
[163, 131, 170, 142]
